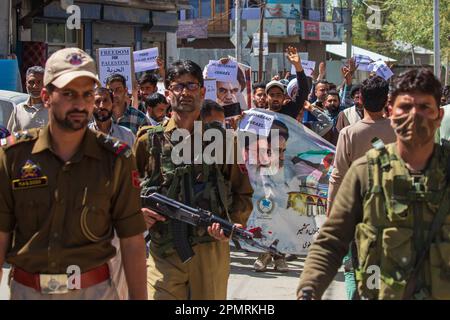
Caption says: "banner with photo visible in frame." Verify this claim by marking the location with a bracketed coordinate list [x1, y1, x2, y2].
[237, 109, 335, 255]
[203, 61, 252, 120]
[265, 0, 301, 19]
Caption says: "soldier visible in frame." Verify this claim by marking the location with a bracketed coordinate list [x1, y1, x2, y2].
[297, 68, 450, 300]
[0, 48, 147, 300]
[134, 59, 253, 300]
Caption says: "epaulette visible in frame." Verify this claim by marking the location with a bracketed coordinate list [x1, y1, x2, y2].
[136, 124, 164, 139]
[96, 133, 132, 158]
[0, 129, 38, 149]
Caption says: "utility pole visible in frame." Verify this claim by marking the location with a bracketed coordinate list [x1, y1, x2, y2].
[258, 1, 265, 82]
[433, 0, 441, 79]
[346, 0, 352, 59]
[235, 0, 242, 63]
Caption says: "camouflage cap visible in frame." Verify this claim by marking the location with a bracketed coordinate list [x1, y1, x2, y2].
[44, 47, 100, 88]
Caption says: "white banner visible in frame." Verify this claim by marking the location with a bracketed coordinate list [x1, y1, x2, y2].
[98, 47, 133, 93]
[133, 47, 159, 73]
[206, 60, 238, 82]
[291, 60, 316, 77]
[238, 109, 335, 255]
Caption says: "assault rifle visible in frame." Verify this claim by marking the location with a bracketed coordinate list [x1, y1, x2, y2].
[141, 191, 283, 263]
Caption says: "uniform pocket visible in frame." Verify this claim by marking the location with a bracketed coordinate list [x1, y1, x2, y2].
[13, 188, 51, 239]
[429, 242, 450, 300]
[379, 227, 415, 300]
[79, 193, 113, 243]
[354, 223, 378, 299]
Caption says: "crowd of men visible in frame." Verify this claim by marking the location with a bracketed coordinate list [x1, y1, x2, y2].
[1, 44, 450, 300]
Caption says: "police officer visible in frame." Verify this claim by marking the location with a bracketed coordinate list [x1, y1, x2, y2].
[134, 60, 253, 300]
[0, 48, 147, 300]
[297, 68, 450, 300]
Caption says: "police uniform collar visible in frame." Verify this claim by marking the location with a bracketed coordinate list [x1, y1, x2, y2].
[31, 125, 103, 160]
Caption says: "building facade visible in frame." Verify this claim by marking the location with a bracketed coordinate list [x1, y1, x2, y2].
[178, 0, 348, 81]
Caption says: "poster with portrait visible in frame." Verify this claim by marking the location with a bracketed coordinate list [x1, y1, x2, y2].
[204, 60, 252, 121]
[265, 0, 301, 19]
[237, 109, 336, 255]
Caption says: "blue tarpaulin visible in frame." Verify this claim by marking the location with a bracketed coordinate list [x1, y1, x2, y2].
[0, 60, 20, 91]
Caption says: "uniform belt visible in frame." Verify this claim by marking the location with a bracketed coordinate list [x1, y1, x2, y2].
[12, 264, 110, 294]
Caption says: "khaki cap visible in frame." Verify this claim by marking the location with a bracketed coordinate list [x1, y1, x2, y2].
[44, 47, 100, 88]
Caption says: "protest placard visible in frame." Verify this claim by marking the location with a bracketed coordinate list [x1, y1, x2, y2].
[97, 47, 134, 93]
[370, 60, 394, 80]
[291, 60, 316, 77]
[204, 79, 217, 101]
[133, 47, 159, 73]
[206, 60, 238, 82]
[354, 54, 373, 72]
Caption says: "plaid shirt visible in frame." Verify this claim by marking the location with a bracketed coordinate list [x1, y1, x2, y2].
[114, 105, 150, 135]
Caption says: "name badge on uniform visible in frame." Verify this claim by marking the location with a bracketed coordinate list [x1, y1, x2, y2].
[12, 160, 48, 190]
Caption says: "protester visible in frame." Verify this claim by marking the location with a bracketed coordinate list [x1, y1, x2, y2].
[106, 73, 150, 135]
[89, 87, 135, 147]
[335, 85, 363, 132]
[137, 73, 159, 113]
[253, 82, 268, 108]
[201, 99, 225, 125]
[145, 92, 169, 126]
[7, 66, 48, 132]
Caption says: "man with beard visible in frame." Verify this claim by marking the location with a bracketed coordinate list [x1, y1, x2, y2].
[266, 46, 309, 120]
[145, 93, 169, 126]
[134, 59, 253, 300]
[106, 74, 150, 135]
[89, 87, 135, 147]
[7, 66, 48, 132]
[298, 68, 450, 300]
[248, 120, 291, 272]
[0, 48, 147, 300]
[253, 82, 268, 108]
[336, 85, 363, 132]
[321, 91, 342, 145]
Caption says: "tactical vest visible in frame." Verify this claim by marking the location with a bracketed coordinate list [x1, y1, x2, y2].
[355, 140, 450, 300]
[141, 123, 233, 257]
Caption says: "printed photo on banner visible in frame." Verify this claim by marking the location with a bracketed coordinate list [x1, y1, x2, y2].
[204, 60, 252, 120]
[133, 47, 159, 73]
[237, 109, 335, 255]
[97, 47, 134, 93]
[265, 0, 301, 19]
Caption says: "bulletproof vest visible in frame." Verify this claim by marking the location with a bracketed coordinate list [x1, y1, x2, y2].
[141, 122, 232, 257]
[355, 139, 450, 300]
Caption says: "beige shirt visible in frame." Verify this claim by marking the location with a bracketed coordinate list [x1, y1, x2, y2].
[7, 97, 49, 133]
[328, 118, 396, 204]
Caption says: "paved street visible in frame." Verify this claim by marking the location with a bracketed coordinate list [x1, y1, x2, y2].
[227, 248, 346, 300]
[1, 248, 346, 300]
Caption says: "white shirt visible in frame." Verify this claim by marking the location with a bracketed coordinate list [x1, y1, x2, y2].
[89, 121, 135, 147]
[7, 97, 48, 132]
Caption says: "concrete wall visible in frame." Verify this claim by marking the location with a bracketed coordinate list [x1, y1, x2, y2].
[0, 0, 10, 58]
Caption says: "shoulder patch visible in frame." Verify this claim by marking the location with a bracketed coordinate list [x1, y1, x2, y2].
[97, 133, 132, 158]
[1, 129, 38, 149]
